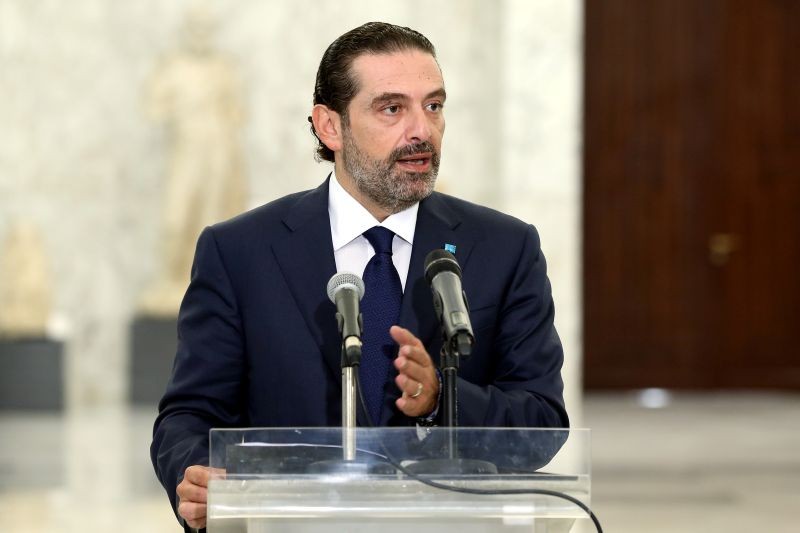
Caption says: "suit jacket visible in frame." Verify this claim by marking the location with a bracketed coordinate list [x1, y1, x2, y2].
[151, 177, 568, 519]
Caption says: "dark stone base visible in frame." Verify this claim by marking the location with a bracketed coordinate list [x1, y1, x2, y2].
[0, 338, 64, 410]
[130, 316, 177, 405]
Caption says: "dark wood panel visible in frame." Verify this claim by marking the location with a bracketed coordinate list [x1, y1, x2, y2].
[711, 0, 800, 387]
[583, 0, 800, 389]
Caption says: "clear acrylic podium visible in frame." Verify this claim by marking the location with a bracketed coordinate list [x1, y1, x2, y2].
[207, 427, 591, 532]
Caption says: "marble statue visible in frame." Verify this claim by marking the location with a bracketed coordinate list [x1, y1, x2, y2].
[139, 6, 247, 317]
[0, 222, 52, 338]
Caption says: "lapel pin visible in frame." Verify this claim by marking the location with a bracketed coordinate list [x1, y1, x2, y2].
[444, 243, 456, 254]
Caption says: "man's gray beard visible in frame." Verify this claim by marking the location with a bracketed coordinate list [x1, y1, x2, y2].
[341, 127, 440, 215]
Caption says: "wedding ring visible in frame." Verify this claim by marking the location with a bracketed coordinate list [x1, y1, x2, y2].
[410, 382, 423, 398]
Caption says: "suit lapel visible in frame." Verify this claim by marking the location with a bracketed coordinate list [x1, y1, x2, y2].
[398, 192, 475, 347]
[373, 193, 475, 425]
[271, 178, 342, 380]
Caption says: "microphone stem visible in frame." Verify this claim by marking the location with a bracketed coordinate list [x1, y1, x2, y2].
[440, 344, 460, 459]
[342, 365, 357, 461]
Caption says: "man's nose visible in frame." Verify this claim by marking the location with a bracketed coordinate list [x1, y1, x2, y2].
[405, 107, 432, 143]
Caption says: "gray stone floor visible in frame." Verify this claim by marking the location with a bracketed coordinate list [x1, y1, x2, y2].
[0, 392, 797, 532]
[577, 392, 800, 533]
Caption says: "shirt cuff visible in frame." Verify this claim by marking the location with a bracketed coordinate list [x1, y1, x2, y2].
[416, 368, 443, 426]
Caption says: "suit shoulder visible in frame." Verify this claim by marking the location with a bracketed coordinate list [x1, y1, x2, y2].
[206, 187, 318, 244]
[432, 192, 534, 234]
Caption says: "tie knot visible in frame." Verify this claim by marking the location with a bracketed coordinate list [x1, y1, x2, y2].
[363, 226, 395, 255]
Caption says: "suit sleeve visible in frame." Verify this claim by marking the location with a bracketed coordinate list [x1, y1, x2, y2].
[456, 224, 569, 428]
[150, 227, 248, 521]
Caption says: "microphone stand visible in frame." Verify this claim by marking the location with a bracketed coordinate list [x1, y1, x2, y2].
[440, 335, 465, 458]
[308, 334, 394, 475]
[341, 340, 360, 462]
[404, 332, 497, 476]
[309, 335, 364, 472]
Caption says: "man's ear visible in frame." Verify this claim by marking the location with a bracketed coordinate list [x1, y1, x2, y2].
[311, 104, 343, 153]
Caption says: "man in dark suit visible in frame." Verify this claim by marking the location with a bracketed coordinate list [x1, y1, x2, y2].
[151, 22, 568, 531]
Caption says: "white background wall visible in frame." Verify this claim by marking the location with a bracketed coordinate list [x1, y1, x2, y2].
[0, 0, 582, 422]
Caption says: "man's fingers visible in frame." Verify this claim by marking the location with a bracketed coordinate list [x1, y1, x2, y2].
[390, 325, 424, 349]
[177, 465, 210, 518]
[184, 465, 211, 487]
[395, 381, 435, 416]
[187, 518, 207, 530]
[177, 480, 207, 504]
[395, 343, 433, 369]
[390, 325, 439, 416]
[394, 365, 439, 416]
[178, 500, 207, 525]
[395, 374, 424, 397]
[178, 467, 209, 528]
[394, 355, 429, 383]
[179, 501, 206, 520]
[209, 466, 227, 479]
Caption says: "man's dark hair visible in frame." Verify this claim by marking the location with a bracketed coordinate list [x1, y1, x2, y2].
[310, 22, 437, 162]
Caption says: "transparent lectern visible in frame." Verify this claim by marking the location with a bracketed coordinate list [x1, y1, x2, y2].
[207, 427, 591, 532]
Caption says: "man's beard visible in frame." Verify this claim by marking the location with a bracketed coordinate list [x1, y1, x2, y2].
[341, 127, 440, 215]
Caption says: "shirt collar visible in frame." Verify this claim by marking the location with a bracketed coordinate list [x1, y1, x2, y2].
[328, 170, 419, 251]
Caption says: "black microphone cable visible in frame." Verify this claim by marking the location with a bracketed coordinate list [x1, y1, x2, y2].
[354, 372, 604, 533]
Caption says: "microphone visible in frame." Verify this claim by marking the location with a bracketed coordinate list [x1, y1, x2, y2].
[424, 250, 474, 357]
[327, 272, 365, 365]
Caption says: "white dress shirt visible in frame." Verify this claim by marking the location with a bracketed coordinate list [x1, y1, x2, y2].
[328, 171, 439, 429]
[328, 170, 418, 291]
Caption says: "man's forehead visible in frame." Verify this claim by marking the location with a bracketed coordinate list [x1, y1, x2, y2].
[349, 50, 444, 99]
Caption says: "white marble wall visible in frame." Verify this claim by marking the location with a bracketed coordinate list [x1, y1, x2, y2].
[0, 0, 582, 420]
[499, 0, 584, 426]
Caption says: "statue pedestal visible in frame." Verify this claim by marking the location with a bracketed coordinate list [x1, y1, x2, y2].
[0, 338, 64, 410]
[129, 316, 177, 405]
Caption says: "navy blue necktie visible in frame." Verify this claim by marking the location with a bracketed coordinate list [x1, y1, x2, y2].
[359, 226, 402, 425]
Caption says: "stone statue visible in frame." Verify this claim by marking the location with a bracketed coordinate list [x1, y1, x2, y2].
[0, 222, 52, 338]
[139, 6, 247, 317]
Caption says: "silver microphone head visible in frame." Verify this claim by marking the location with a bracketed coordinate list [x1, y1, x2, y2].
[326, 272, 365, 303]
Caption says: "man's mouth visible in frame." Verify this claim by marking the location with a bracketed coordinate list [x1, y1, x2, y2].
[395, 153, 433, 170]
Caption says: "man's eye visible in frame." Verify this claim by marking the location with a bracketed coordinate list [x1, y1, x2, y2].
[383, 105, 401, 115]
[427, 102, 443, 112]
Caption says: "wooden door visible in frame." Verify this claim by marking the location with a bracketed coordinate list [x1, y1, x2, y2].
[583, 0, 800, 389]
